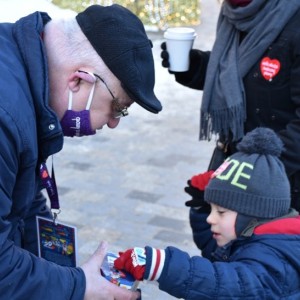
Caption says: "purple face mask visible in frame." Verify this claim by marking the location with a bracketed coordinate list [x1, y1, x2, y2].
[60, 83, 96, 137]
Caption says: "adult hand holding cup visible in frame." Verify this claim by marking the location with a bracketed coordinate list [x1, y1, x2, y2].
[164, 27, 197, 72]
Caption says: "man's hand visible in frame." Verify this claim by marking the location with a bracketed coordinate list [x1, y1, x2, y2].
[81, 241, 141, 300]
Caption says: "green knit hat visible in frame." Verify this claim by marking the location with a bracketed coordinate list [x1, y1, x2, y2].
[204, 127, 290, 218]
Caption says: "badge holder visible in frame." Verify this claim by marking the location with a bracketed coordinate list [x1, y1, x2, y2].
[37, 159, 78, 267]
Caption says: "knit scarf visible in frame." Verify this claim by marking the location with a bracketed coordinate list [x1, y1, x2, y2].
[200, 0, 300, 141]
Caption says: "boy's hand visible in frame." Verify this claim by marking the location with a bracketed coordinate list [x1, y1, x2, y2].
[114, 248, 146, 281]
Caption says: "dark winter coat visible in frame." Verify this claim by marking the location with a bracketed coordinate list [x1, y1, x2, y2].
[155, 214, 300, 299]
[0, 12, 85, 299]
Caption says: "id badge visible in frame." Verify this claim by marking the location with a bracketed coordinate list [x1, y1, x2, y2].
[36, 216, 78, 267]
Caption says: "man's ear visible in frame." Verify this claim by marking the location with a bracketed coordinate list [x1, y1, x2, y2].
[68, 70, 96, 92]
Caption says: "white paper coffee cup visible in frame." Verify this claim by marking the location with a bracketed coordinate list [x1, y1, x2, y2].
[164, 27, 197, 72]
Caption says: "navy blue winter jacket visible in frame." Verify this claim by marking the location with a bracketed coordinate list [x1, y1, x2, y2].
[151, 214, 300, 299]
[0, 12, 85, 299]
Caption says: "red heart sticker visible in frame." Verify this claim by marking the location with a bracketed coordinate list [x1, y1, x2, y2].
[260, 57, 281, 81]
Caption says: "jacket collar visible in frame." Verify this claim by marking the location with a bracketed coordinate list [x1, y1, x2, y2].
[241, 208, 299, 237]
[13, 11, 63, 161]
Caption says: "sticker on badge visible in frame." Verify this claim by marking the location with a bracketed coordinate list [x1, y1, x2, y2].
[36, 216, 78, 267]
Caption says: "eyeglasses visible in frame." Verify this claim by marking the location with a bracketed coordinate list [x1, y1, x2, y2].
[77, 70, 129, 119]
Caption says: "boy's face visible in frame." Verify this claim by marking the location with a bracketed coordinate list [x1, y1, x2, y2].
[206, 203, 237, 247]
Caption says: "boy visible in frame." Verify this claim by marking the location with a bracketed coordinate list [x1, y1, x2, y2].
[114, 127, 300, 299]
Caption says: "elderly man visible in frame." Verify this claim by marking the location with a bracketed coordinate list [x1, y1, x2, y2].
[0, 4, 161, 299]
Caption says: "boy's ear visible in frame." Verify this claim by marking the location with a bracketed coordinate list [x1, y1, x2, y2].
[68, 70, 96, 92]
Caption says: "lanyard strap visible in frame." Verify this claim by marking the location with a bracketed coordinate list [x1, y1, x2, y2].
[40, 160, 60, 222]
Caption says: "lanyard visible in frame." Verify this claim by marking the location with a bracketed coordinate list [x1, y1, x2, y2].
[40, 159, 60, 223]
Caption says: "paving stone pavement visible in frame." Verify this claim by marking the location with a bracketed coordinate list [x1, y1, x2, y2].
[1, 0, 220, 299]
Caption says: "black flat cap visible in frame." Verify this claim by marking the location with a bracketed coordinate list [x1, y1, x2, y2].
[76, 4, 162, 113]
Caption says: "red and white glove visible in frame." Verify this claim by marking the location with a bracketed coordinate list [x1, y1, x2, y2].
[114, 248, 146, 281]
[114, 247, 166, 281]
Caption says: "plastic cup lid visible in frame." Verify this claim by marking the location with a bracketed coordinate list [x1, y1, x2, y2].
[164, 27, 197, 40]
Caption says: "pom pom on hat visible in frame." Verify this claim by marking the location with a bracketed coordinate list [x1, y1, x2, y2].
[236, 127, 284, 156]
[204, 127, 290, 219]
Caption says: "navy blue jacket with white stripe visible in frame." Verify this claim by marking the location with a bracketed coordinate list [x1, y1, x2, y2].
[144, 213, 300, 299]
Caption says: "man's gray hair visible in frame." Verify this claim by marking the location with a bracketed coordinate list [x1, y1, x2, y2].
[50, 17, 100, 67]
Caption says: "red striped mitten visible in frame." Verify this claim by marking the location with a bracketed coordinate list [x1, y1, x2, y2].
[114, 248, 146, 281]
[114, 247, 166, 281]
